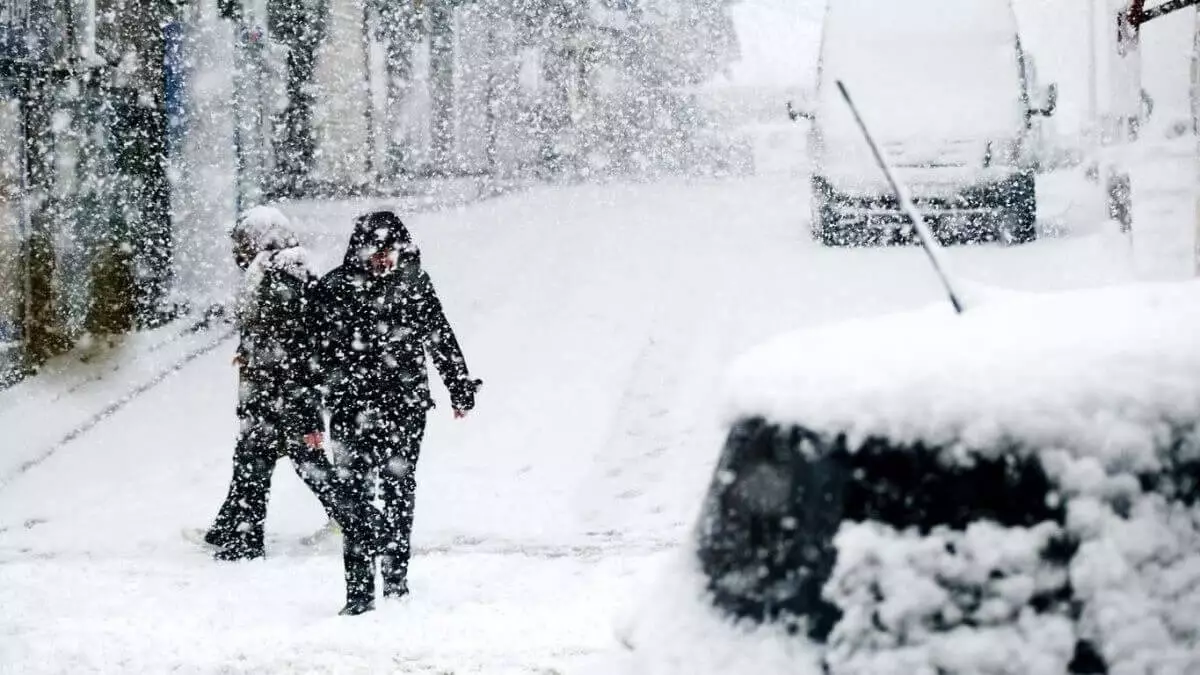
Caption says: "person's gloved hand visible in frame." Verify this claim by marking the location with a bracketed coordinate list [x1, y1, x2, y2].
[450, 377, 483, 417]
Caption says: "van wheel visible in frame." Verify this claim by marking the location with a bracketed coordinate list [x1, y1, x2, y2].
[812, 200, 848, 246]
[1000, 172, 1037, 245]
[810, 217, 826, 244]
[810, 192, 825, 242]
[818, 218, 850, 247]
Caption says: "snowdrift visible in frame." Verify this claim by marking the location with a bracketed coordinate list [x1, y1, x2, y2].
[621, 281, 1200, 675]
[728, 281, 1200, 472]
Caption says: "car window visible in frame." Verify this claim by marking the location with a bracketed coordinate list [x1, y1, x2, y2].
[696, 417, 1063, 640]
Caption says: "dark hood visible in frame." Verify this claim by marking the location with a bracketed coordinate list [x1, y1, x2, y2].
[343, 210, 420, 270]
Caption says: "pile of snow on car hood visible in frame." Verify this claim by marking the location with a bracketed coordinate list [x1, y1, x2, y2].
[688, 281, 1200, 674]
[726, 280, 1200, 475]
[822, 487, 1200, 674]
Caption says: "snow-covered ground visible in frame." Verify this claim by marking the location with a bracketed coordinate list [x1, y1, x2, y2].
[4, 0, 1199, 671]
[5, 4, 1198, 670]
[0, 164, 1151, 672]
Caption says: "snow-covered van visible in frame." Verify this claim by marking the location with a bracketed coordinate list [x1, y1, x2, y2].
[806, 0, 1056, 246]
[617, 282, 1200, 674]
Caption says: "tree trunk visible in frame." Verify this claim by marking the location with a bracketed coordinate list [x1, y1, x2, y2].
[113, 1, 175, 327]
[271, 0, 328, 196]
[378, 0, 423, 178]
[429, 0, 455, 175]
[85, 71, 134, 338]
[21, 65, 67, 362]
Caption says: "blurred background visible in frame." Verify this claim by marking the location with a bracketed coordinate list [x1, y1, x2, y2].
[1, 0, 1198, 383]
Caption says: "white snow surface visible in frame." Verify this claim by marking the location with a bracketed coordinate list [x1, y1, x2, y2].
[728, 281, 1200, 474]
[608, 550, 824, 675]
[620, 505, 1200, 675]
[0, 171, 1168, 672]
[822, 521, 1078, 675]
[816, 469, 1200, 675]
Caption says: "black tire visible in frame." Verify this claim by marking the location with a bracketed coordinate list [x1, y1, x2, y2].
[811, 177, 841, 246]
[812, 194, 851, 247]
[1000, 172, 1037, 245]
[810, 191, 828, 243]
[819, 213, 851, 247]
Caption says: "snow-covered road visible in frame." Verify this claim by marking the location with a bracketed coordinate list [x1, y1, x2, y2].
[0, 175, 1137, 673]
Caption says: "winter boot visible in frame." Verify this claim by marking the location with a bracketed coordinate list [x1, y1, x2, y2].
[213, 531, 265, 561]
[381, 552, 409, 599]
[213, 542, 265, 559]
[213, 544, 265, 561]
[382, 577, 409, 600]
[342, 552, 377, 615]
[204, 528, 232, 548]
[338, 597, 376, 616]
[341, 560, 377, 616]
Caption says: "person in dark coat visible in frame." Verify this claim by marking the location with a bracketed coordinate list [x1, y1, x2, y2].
[315, 210, 481, 615]
[202, 206, 351, 561]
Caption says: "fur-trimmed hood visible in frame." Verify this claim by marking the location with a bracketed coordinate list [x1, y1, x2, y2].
[232, 206, 315, 325]
[231, 206, 300, 257]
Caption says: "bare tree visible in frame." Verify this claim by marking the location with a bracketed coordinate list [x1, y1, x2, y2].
[269, 0, 329, 196]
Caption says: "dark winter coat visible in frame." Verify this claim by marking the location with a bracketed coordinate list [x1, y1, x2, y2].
[233, 236, 324, 437]
[314, 212, 479, 418]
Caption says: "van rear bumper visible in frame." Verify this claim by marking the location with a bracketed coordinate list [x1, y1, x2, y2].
[835, 205, 1000, 226]
[812, 172, 1035, 244]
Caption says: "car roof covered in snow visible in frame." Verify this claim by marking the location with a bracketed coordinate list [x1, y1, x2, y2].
[725, 281, 1200, 473]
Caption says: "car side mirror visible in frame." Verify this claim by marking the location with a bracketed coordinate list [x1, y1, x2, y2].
[1032, 83, 1058, 117]
[787, 100, 813, 122]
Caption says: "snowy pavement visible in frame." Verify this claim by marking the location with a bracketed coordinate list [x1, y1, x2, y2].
[0, 320, 236, 490]
[0, 174, 1143, 673]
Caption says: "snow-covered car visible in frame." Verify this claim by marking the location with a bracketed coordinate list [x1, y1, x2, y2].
[618, 282, 1200, 675]
[803, 0, 1057, 247]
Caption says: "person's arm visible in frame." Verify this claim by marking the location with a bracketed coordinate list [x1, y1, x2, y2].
[289, 274, 327, 439]
[417, 272, 481, 413]
[310, 271, 353, 404]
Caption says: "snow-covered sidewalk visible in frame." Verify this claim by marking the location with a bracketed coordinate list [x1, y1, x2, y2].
[0, 319, 236, 489]
[0, 176, 1140, 673]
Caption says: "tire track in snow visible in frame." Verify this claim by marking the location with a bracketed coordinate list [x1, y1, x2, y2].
[0, 327, 236, 490]
[579, 303, 720, 537]
[282, 532, 680, 561]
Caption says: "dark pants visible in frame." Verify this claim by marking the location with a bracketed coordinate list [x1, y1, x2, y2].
[210, 411, 344, 557]
[331, 406, 427, 603]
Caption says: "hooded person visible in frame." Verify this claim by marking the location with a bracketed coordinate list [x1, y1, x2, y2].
[314, 210, 481, 615]
[202, 205, 353, 561]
